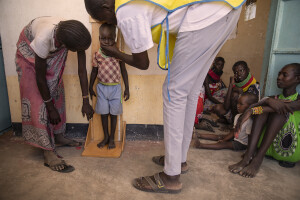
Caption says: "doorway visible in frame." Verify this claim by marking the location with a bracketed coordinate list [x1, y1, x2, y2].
[261, 0, 300, 96]
[0, 36, 12, 134]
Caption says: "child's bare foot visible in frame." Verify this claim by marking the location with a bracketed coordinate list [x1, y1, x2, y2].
[108, 140, 116, 149]
[97, 138, 108, 148]
[228, 157, 251, 174]
[194, 139, 204, 149]
[239, 156, 263, 178]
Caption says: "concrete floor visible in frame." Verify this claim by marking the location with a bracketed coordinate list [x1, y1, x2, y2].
[0, 130, 300, 200]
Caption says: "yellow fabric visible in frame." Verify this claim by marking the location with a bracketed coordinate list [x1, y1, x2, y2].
[242, 77, 257, 92]
[115, 0, 245, 69]
[115, 0, 245, 11]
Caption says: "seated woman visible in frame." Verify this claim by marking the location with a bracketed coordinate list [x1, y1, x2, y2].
[229, 63, 300, 178]
[203, 57, 227, 111]
[194, 57, 226, 131]
[213, 61, 260, 124]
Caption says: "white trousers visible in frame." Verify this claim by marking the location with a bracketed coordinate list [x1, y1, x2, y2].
[163, 8, 242, 176]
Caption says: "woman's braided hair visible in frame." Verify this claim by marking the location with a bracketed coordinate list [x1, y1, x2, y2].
[56, 20, 91, 51]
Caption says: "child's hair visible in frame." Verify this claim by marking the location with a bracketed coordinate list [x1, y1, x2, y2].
[56, 20, 91, 51]
[215, 57, 225, 64]
[232, 61, 249, 72]
[241, 92, 258, 106]
[99, 22, 116, 37]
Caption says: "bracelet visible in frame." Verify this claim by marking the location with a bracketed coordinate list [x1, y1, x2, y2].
[82, 95, 89, 99]
[43, 97, 52, 103]
[252, 106, 263, 115]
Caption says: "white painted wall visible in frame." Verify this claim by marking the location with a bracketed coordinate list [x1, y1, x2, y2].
[0, 0, 92, 76]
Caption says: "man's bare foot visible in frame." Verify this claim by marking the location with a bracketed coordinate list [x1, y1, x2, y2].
[108, 140, 116, 149]
[239, 156, 263, 178]
[43, 150, 74, 173]
[228, 156, 252, 174]
[97, 138, 109, 148]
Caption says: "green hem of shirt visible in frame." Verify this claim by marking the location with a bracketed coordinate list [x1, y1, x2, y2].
[99, 81, 120, 86]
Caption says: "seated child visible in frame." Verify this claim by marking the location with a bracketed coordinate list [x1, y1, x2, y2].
[213, 61, 260, 124]
[195, 93, 258, 150]
[229, 63, 300, 178]
[89, 23, 129, 149]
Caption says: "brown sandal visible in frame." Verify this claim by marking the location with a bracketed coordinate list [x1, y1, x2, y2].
[132, 173, 182, 194]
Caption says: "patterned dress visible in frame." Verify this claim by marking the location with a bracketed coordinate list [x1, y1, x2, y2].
[15, 21, 67, 150]
[195, 68, 226, 123]
[258, 93, 300, 163]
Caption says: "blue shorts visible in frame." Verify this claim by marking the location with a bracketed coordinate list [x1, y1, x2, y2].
[95, 83, 122, 115]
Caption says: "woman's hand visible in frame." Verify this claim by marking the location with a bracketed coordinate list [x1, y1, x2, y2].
[101, 44, 119, 58]
[82, 99, 94, 120]
[46, 103, 61, 125]
[266, 98, 293, 114]
[124, 88, 130, 101]
[230, 76, 235, 85]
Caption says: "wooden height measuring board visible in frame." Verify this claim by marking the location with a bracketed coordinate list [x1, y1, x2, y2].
[82, 18, 126, 158]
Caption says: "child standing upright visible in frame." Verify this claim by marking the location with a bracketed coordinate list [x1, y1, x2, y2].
[195, 92, 258, 150]
[89, 23, 129, 149]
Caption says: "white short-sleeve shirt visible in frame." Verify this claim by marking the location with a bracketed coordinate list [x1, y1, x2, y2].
[233, 113, 253, 145]
[30, 17, 62, 59]
[116, 1, 232, 53]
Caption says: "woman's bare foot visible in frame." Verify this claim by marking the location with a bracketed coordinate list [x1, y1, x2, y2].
[108, 140, 116, 149]
[239, 156, 263, 178]
[228, 155, 252, 174]
[55, 133, 81, 147]
[97, 138, 109, 148]
[43, 150, 74, 172]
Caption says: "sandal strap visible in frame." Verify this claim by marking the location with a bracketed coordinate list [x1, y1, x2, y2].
[143, 173, 166, 192]
[144, 176, 159, 191]
[153, 173, 165, 189]
[144, 176, 158, 191]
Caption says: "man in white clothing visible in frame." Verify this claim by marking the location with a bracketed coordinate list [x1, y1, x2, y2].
[84, 0, 243, 193]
